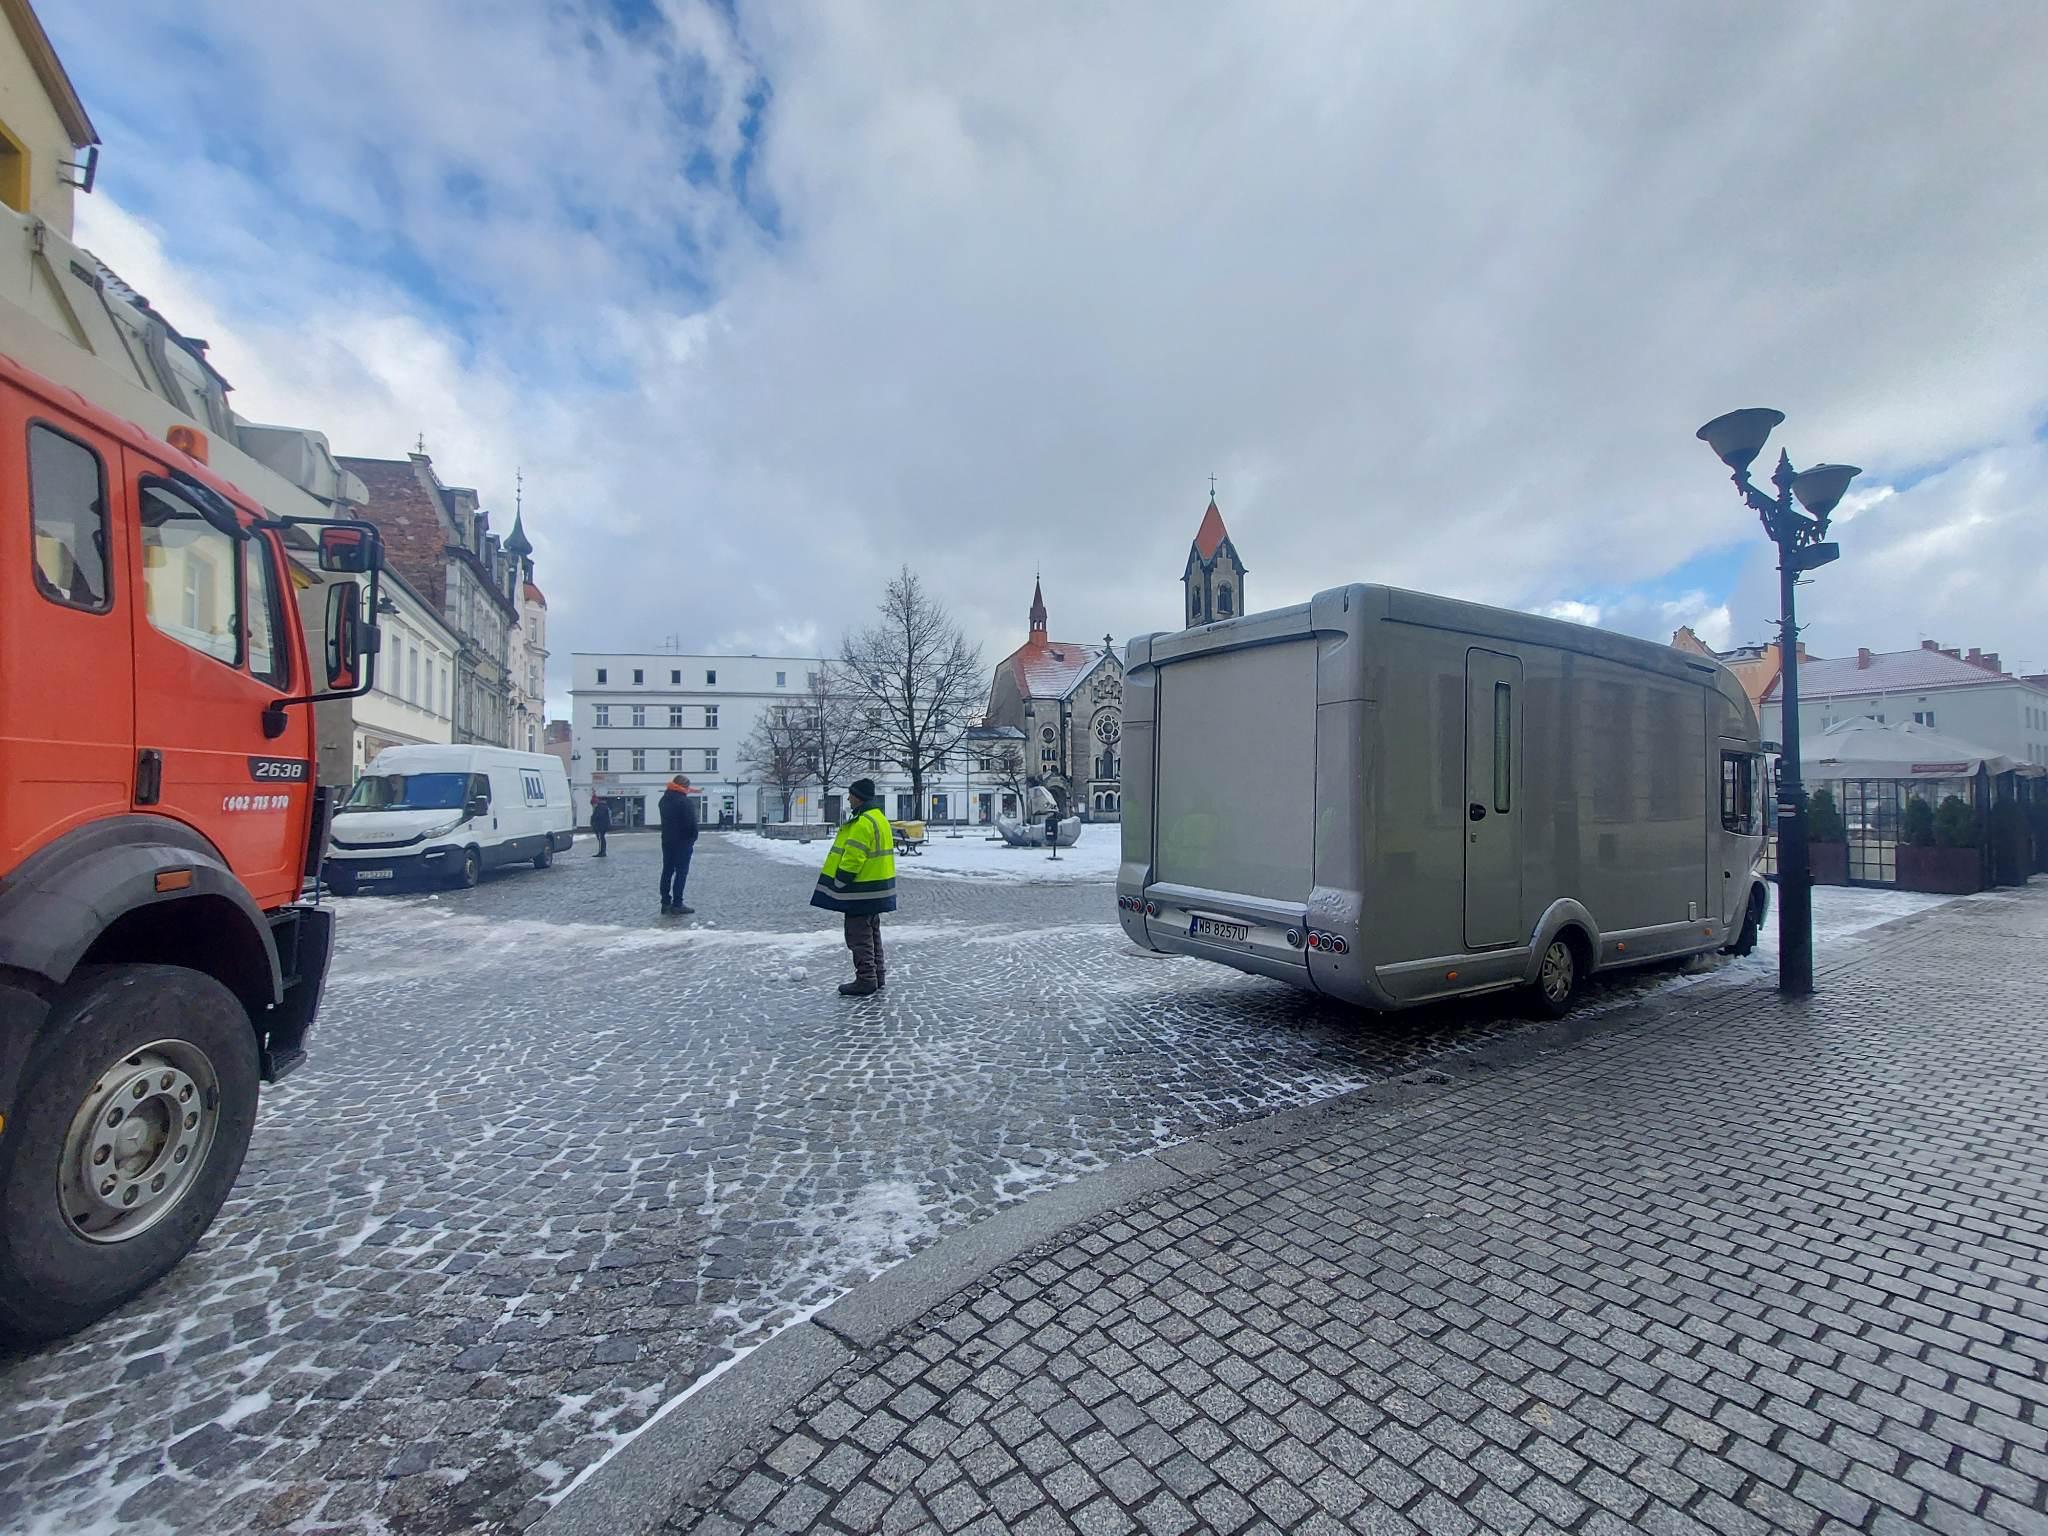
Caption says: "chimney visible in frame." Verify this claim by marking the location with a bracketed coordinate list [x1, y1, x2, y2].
[1857, 647, 1873, 669]
[1921, 639, 1940, 651]
[1983, 652, 2001, 673]
[1942, 648, 1961, 660]
[1967, 647, 1982, 663]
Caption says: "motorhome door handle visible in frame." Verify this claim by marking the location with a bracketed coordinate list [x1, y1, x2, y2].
[1468, 803, 1486, 822]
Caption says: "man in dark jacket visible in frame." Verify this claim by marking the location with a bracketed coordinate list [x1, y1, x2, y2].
[589, 797, 611, 857]
[658, 775, 698, 914]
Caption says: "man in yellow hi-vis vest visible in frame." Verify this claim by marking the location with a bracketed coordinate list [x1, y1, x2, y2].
[811, 777, 898, 995]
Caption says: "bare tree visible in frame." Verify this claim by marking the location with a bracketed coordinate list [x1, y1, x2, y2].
[740, 706, 810, 822]
[840, 566, 984, 819]
[799, 664, 867, 819]
[988, 743, 1032, 822]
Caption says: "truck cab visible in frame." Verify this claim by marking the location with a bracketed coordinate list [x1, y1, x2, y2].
[0, 350, 381, 1340]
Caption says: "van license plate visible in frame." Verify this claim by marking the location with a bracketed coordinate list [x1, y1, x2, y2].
[1191, 917, 1249, 943]
[356, 869, 395, 881]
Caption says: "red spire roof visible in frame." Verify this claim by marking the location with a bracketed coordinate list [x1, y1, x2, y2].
[1193, 498, 1229, 561]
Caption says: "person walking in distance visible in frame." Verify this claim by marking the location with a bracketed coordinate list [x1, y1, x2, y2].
[589, 797, 611, 857]
[658, 775, 698, 915]
[811, 777, 896, 996]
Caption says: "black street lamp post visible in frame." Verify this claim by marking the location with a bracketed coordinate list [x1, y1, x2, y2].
[1695, 408, 1859, 997]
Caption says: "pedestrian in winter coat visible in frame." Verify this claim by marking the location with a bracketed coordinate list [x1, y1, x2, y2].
[658, 776, 699, 914]
[589, 798, 611, 857]
[811, 778, 897, 995]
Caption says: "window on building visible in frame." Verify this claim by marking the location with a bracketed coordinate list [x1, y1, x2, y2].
[0, 122, 28, 216]
[596, 667, 607, 683]
[706, 669, 717, 685]
[408, 645, 421, 705]
[670, 748, 685, 772]
[671, 669, 681, 684]
[776, 670, 787, 687]
[631, 705, 646, 728]
[866, 752, 882, 773]
[594, 704, 611, 728]
[1217, 584, 1233, 619]
[1914, 710, 1936, 727]
[245, 536, 288, 690]
[29, 425, 110, 611]
[141, 484, 239, 666]
[704, 706, 719, 730]
[807, 671, 820, 690]
[669, 705, 685, 728]
[633, 668, 644, 685]
[630, 749, 646, 772]
[593, 749, 609, 771]
[703, 749, 718, 772]
[932, 793, 949, 821]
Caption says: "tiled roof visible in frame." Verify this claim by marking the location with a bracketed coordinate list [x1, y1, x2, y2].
[1005, 639, 1108, 701]
[1193, 499, 1230, 561]
[1764, 647, 2011, 701]
[523, 581, 546, 608]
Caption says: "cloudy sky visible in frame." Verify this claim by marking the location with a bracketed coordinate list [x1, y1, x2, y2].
[47, 0, 2048, 710]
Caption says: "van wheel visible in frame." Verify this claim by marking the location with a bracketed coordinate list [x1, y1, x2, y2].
[1727, 890, 1764, 957]
[1530, 935, 1581, 1018]
[0, 964, 260, 1342]
[457, 848, 482, 889]
[326, 869, 357, 897]
[534, 842, 553, 871]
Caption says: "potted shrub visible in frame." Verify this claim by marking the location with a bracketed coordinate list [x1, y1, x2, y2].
[1805, 787, 1849, 886]
[1898, 793, 1981, 892]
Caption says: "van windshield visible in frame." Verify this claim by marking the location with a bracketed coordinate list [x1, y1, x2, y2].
[343, 772, 469, 812]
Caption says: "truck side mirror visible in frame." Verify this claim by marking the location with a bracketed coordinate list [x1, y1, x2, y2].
[319, 524, 383, 573]
[466, 795, 490, 818]
[325, 581, 362, 689]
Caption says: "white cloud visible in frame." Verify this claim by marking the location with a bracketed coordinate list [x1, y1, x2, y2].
[44, 0, 2048, 700]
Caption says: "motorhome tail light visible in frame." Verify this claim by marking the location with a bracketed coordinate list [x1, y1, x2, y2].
[1305, 929, 1349, 954]
[1145, 901, 1159, 917]
[1285, 928, 1302, 949]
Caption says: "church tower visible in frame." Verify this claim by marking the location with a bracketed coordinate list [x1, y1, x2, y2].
[1028, 576, 1048, 640]
[1182, 494, 1247, 627]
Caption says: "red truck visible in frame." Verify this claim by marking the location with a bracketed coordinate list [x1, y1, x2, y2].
[0, 349, 382, 1340]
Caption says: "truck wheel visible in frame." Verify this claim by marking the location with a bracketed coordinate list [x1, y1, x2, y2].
[1530, 935, 1582, 1018]
[0, 965, 259, 1342]
[533, 842, 554, 871]
[327, 868, 357, 897]
[1727, 890, 1764, 957]
[457, 848, 482, 889]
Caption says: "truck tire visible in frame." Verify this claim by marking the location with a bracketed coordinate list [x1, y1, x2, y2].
[533, 842, 554, 871]
[457, 847, 482, 889]
[1529, 934, 1583, 1018]
[1726, 889, 1764, 957]
[0, 964, 260, 1342]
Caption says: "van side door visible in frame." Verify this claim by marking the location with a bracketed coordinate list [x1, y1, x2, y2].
[0, 401, 133, 862]
[1464, 648, 1524, 949]
[121, 448, 306, 902]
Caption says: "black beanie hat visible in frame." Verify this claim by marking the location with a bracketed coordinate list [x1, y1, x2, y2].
[850, 777, 877, 801]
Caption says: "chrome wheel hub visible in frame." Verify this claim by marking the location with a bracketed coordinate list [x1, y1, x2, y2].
[59, 1041, 220, 1243]
[1540, 941, 1574, 1003]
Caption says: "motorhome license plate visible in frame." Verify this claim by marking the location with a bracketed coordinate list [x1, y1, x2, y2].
[357, 869, 395, 881]
[1191, 917, 1249, 943]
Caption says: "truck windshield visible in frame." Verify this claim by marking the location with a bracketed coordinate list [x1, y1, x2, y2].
[343, 772, 468, 812]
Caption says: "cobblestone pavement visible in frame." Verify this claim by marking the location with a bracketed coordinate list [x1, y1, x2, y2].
[672, 884, 2048, 1536]
[0, 834, 1770, 1536]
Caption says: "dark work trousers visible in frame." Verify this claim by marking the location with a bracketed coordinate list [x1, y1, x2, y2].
[661, 844, 693, 908]
[593, 828, 608, 856]
[843, 913, 885, 985]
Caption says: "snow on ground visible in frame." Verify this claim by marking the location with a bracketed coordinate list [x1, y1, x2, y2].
[740, 826, 1122, 882]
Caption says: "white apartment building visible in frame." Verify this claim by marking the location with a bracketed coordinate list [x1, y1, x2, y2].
[351, 567, 459, 776]
[569, 652, 951, 829]
[1761, 641, 2048, 767]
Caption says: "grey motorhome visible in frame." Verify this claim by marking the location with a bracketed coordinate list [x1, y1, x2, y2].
[1117, 585, 1769, 1014]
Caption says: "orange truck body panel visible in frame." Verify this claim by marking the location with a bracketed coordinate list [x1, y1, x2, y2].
[0, 349, 316, 908]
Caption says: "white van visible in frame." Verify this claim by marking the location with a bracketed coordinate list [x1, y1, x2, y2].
[1118, 585, 1770, 1016]
[326, 744, 574, 894]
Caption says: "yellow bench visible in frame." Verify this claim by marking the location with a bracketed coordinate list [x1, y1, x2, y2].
[890, 820, 927, 855]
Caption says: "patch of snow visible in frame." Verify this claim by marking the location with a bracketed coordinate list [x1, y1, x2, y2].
[741, 829, 1121, 883]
